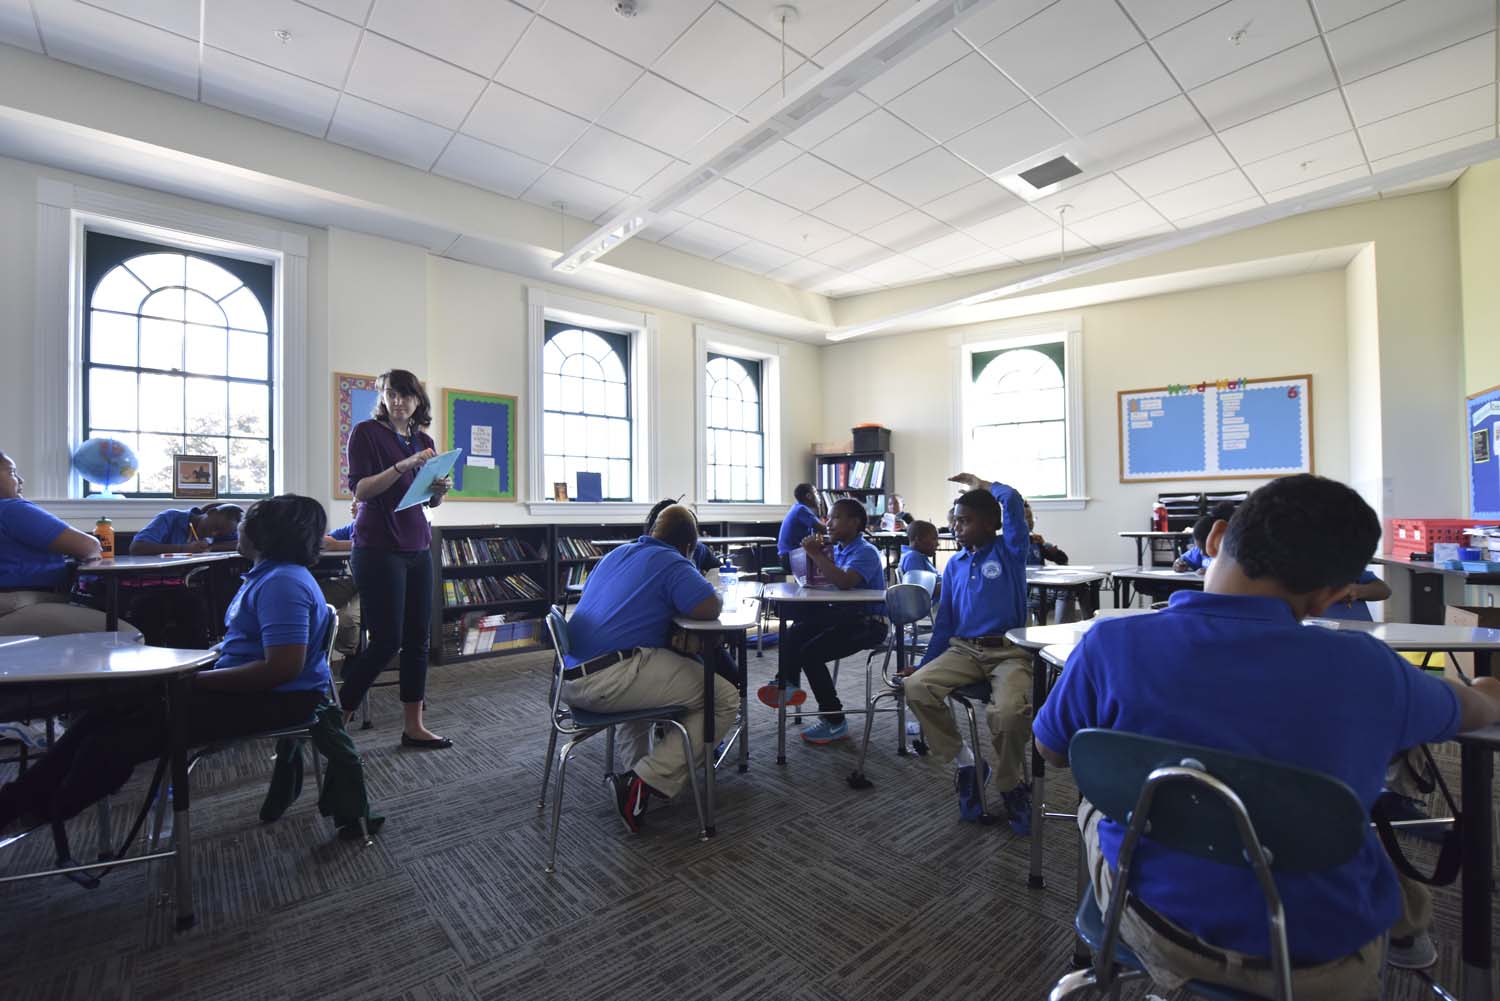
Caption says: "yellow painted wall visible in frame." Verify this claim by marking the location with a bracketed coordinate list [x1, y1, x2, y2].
[1456, 160, 1500, 396]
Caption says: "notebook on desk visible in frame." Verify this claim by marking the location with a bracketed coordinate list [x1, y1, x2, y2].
[788, 549, 833, 588]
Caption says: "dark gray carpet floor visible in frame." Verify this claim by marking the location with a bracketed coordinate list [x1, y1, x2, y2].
[1, 645, 1496, 1001]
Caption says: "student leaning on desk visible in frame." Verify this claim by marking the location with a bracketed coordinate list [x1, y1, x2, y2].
[128, 502, 244, 555]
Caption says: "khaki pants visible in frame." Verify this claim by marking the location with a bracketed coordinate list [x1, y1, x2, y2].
[317, 578, 362, 656]
[0, 591, 141, 641]
[903, 638, 1031, 789]
[561, 647, 737, 799]
[1079, 800, 1395, 998]
[1387, 747, 1431, 800]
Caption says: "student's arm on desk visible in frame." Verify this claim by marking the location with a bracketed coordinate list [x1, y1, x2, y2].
[1453, 676, 1500, 733]
[49, 525, 102, 561]
[684, 594, 723, 620]
[195, 644, 306, 692]
[1350, 577, 1392, 603]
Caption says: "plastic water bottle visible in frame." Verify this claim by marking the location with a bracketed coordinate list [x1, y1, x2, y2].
[720, 559, 738, 590]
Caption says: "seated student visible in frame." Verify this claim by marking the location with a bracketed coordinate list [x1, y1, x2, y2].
[1320, 569, 1392, 621]
[900, 520, 940, 577]
[1172, 502, 1236, 572]
[0, 449, 138, 638]
[880, 495, 916, 533]
[758, 498, 886, 745]
[128, 502, 244, 554]
[319, 516, 359, 658]
[562, 505, 737, 833]
[0, 494, 339, 838]
[902, 473, 1033, 829]
[1033, 475, 1500, 995]
[1024, 501, 1068, 566]
[776, 483, 824, 561]
[645, 498, 718, 574]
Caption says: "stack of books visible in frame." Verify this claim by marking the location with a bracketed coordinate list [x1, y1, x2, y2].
[441, 536, 539, 566]
[442, 572, 546, 607]
[556, 537, 604, 560]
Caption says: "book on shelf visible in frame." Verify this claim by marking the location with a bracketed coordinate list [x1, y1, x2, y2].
[563, 563, 593, 587]
[555, 536, 603, 560]
[440, 535, 538, 566]
[824, 491, 888, 518]
[452, 611, 543, 655]
[443, 572, 546, 607]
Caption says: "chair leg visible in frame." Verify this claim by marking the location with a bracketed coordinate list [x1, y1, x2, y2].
[95, 798, 114, 861]
[832, 659, 840, 687]
[148, 779, 170, 852]
[537, 724, 559, 810]
[544, 739, 579, 875]
[896, 691, 909, 756]
[1046, 966, 1148, 1001]
[309, 742, 324, 801]
[777, 695, 788, 765]
[604, 725, 616, 776]
[360, 693, 372, 731]
[963, 702, 991, 822]
[665, 720, 709, 842]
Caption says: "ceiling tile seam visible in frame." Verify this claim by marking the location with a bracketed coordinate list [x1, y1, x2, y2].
[76, 0, 195, 42]
[24, 0, 45, 57]
[196, 0, 204, 103]
[1336, 26, 1497, 88]
[292, 0, 373, 30]
[1321, 0, 1409, 34]
[1134, 0, 1236, 40]
[320, 20, 370, 142]
[713, 0, 824, 102]
[1357, 81, 1499, 136]
[1257, 156, 1370, 198]
[865, 28, 983, 106]
[1303, 0, 1378, 178]
[953, 0, 1062, 48]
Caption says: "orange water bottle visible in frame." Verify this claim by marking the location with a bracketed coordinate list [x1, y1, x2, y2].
[94, 516, 115, 558]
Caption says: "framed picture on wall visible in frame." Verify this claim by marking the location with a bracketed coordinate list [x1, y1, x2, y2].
[334, 372, 380, 500]
[172, 454, 218, 499]
[441, 388, 518, 501]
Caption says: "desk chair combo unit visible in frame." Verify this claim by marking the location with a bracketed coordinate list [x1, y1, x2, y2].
[846, 580, 935, 789]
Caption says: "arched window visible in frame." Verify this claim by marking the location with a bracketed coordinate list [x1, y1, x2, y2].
[967, 343, 1067, 498]
[83, 231, 274, 496]
[705, 353, 764, 502]
[542, 321, 632, 500]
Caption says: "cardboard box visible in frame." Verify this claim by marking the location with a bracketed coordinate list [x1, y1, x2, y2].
[1444, 604, 1500, 680]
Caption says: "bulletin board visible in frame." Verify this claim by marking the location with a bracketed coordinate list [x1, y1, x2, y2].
[333, 372, 379, 500]
[1118, 374, 1313, 482]
[442, 388, 517, 501]
[1468, 383, 1500, 519]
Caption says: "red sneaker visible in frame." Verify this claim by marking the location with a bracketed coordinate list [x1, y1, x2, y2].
[757, 682, 807, 709]
[606, 771, 651, 834]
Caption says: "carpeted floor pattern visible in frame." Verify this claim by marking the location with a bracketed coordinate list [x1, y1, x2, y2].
[1, 643, 1497, 1001]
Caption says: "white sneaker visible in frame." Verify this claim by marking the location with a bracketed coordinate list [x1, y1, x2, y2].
[1387, 932, 1437, 970]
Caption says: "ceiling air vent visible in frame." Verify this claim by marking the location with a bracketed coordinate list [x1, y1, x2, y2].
[1019, 155, 1082, 189]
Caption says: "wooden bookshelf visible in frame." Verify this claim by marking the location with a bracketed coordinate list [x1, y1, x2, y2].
[430, 524, 552, 664]
[815, 449, 896, 518]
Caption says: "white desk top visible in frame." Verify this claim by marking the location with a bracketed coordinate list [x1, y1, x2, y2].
[1118, 530, 1191, 539]
[1027, 568, 1107, 586]
[1111, 567, 1207, 583]
[673, 583, 761, 631]
[0, 632, 214, 683]
[86, 553, 241, 573]
[762, 582, 887, 603]
[1007, 609, 1155, 650]
[1457, 723, 1500, 747]
[0, 635, 39, 649]
[868, 531, 908, 540]
[700, 535, 775, 546]
[1374, 556, 1500, 579]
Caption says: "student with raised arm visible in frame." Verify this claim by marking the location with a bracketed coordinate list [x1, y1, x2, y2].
[901, 472, 1033, 829]
[128, 502, 244, 555]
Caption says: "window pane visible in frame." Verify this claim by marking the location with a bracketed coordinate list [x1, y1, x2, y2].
[604, 382, 626, 417]
[140, 373, 184, 433]
[91, 266, 148, 313]
[560, 375, 582, 413]
[183, 434, 230, 493]
[125, 253, 186, 291]
[228, 331, 268, 380]
[559, 353, 587, 379]
[186, 377, 228, 435]
[137, 432, 184, 494]
[586, 416, 608, 456]
[140, 318, 184, 371]
[90, 311, 137, 367]
[564, 414, 586, 455]
[747, 466, 763, 501]
[544, 457, 563, 492]
[184, 290, 225, 327]
[543, 412, 561, 455]
[187, 256, 242, 300]
[141, 288, 185, 321]
[543, 373, 560, 406]
[608, 460, 629, 499]
[222, 286, 268, 332]
[229, 437, 270, 494]
[709, 395, 727, 429]
[543, 343, 563, 374]
[600, 351, 626, 383]
[89, 368, 137, 430]
[581, 379, 604, 416]
[230, 382, 269, 437]
[185, 324, 228, 375]
[608, 418, 629, 458]
[743, 401, 760, 433]
[731, 466, 746, 501]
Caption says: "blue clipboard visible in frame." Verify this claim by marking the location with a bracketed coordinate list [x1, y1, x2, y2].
[395, 448, 462, 512]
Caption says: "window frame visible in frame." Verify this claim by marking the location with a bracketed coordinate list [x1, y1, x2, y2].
[541, 320, 634, 502]
[694, 324, 784, 514]
[951, 319, 1086, 510]
[704, 352, 766, 503]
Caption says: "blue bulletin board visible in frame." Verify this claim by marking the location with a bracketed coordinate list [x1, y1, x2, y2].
[1119, 375, 1313, 482]
[1468, 384, 1500, 519]
[442, 388, 517, 502]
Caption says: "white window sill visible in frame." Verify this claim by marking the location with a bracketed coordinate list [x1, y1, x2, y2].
[1027, 497, 1090, 512]
[694, 503, 788, 520]
[525, 502, 651, 521]
[35, 497, 220, 529]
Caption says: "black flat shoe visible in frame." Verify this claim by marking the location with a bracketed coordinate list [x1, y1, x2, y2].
[401, 733, 453, 749]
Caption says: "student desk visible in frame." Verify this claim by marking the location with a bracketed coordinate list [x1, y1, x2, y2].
[1108, 567, 1205, 607]
[86, 553, 242, 632]
[0, 632, 215, 930]
[1026, 568, 1108, 624]
[1373, 556, 1500, 625]
[699, 535, 775, 577]
[673, 582, 762, 835]
[1118, 530, 1191, 567]
[867, 531, 908, 576]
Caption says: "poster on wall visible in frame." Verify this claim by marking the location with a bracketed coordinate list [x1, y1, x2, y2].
[333, 372, 379, 500]
[1467, 383, 1500, 519]
[442, 388, 517, 501]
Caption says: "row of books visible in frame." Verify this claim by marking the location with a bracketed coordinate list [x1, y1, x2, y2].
[440, 536, 539, 566]
[447, 612, 543, 656]
[817, 458, 886, 490]
[555, 537, 604, 561]
[824, 490, 890, 517]
[442, 573, 546, 607]
[562, 563, 593, 588]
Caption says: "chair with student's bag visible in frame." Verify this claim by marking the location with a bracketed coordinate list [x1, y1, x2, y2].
[1047, 728, 1375, 1001]
[846, 582, 930, 789]
[537, 605, 706, 873]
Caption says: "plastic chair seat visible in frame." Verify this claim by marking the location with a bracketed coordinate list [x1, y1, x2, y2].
[951, 680, 992, 702]
[568, 704, 689, 729]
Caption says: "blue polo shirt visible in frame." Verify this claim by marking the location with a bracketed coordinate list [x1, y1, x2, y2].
[899, 546, 936, 576]
[921, 482, 1028, 663]
[566, 536, 716, 668]
[328, 523, 354, 542]
[777, 502, 822, 557]
[215, 561, 335, 694]
[1319, 570, 1379, 622]
[0, 498, 72, 589]
[691, 541, 718, 574]
[1178, 545, 1210, 571]
[135, 507, 238, 547]
[1035, 590, 1462, 963]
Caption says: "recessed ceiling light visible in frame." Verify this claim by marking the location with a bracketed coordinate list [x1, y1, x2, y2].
[273, 28, 292, 44]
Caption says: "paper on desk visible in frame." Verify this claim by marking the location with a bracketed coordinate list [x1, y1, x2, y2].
[395, 448, 462, 512]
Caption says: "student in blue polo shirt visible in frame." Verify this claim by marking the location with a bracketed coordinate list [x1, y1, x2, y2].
[1173, 502, 1237, 573]
[319, 512, 358, 656]
[902, 473, 1033, 829]
[776, 483, 824, 559]
[1034, 475, 1500, 993]
[0, 494, 338, 838]
[645, 498, 717, 574]
[561, 505, 737, 834]
[128, 502, 244, 555]
[1319, 569, 1391, 621]
[899, 520, 940, 577]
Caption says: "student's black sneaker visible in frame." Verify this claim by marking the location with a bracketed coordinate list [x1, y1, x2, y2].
[1001, 782, 1033, 837]
[605, 771, 651, 834]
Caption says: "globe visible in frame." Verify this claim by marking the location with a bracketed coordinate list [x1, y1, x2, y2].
[71, 438, 139, 497]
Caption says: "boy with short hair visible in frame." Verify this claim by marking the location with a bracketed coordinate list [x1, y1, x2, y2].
[1023, 501, 1068, 566]
[777, 483, 824, 561]
[1173, 501, 1236, 572]
[1034, 475, 1500, 995]
[899, 520, 939, 576]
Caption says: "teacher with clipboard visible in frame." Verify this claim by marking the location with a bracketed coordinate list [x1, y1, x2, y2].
[339, 368, 453, 749]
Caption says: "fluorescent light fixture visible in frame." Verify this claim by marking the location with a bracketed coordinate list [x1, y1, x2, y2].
[552, 0, 1001, 273]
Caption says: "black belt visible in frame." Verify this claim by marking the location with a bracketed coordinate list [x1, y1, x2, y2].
[1127, 898, 1323, 971]
[969, 635, 1013, 648]
[562, 648, 638, 681]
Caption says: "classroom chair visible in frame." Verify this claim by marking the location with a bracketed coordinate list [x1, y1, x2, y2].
[1048, 729, 1373, 1001]
[846, 582, 931, 789]
[538, 606, 706, 873]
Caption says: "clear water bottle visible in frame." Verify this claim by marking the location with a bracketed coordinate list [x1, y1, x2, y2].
[720, 558, 738, 590]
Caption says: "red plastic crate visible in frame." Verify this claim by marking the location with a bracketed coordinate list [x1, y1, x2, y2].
[1387, 518, 1500, 556]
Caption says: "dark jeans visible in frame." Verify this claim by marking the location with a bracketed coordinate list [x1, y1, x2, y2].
[339, 547, 432, 708]
[777, 611, 887, 724]
[0, 688, 321, 826]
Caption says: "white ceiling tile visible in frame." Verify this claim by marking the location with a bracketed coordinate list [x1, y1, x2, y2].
[905, 229, 989, 268]
[813, 109, 934, 180]
[0, 0, 41, 52]
[735, 59, 815, 121]
[726, 0, 885, 59]
[1312, 0, 1397, 31]
[1035, 173, 1138, 221]
[852, 254, 944, 286]
[366, 0, 530, 76]
[462, 84, 589, 163]
[203, 0, 361, 89]
[661, 219, 751, 259]
[677, 177, 744, 216]
[859, 30, 971, 104]
[557, 127, 675, 191]
[981, 0, 1140, 95]
[814, 273, 879, 298]
[808, 235, 887, 270]
[784, 91, 879, 150]
[955, 0, 1056, 47]
[327, 94, 453, 169]
[632, 160, 693, 199]
[432, 132, 548, 197]
[1116, 0, 1224, 38]
[84, 0, 198, 37]
[1004, 229, 1093, 261]
[1360, 85, 1495, 161]
[344, 34, 486, 129]
[762, 214, 849, 255]
[963, 204, 1057, 247]
[520, 168, 630, 218]
[872, 147, 982, 205]
[887, 52, 1025, 143]
[864, 209, 951, 251]
[655, 4, 790, 112]
[37, 1, 198, 98]
[1148, 167, 1260, 220]
[944, 248, 1021, 276]
[1117, 136, 1236, 197]
[923, 179, 1021, 227]
[201, 47, 340, 137]
[1263, 162, 1370, 201]
[947, 101, 1070, 174]
[543, 0, 712, 66]
[703, 189, 801, 240]
[1187, 38, 1337, 132]
[1342, 33, 1496, 125]
[715, 239, 799, 274]
[1066, 200, 1173, 245]
[1370, 126, 1495, 172]
[599, 73, 733, 159]
[767, 257, 842, 286]
[639, 209, 694, 241]
[1152, 0, 1318, 90]
[724, 140, 802, 186]
[497, 17, 641, 119]
[1040, 45, 1179, 136]
[809, 183, 909, 230]
[299, 0, 373, 23]
[1175, 193, 1266, 226]
[1241, 131, 1366, 192]
[755, 154, 862, 211]
[1326, 0, 1493, 83]
[1078, 95, 1210, 171]
[1219, 90, 1352, 165]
